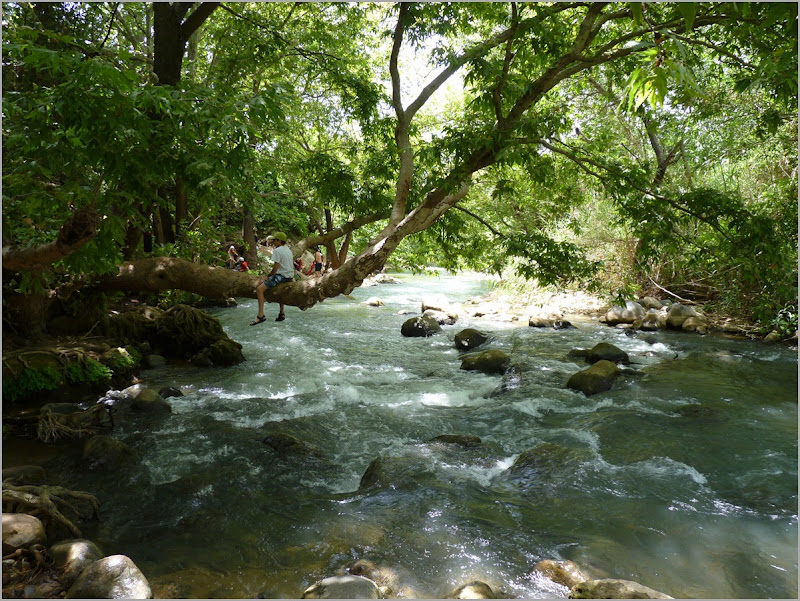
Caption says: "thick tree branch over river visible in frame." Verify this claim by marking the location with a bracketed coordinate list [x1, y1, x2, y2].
[2, 2, 796, 336]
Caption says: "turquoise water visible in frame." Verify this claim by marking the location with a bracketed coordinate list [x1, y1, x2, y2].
[55, 274, 800, 597]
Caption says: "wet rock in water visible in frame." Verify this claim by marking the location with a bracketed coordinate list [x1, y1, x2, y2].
[363, 296, 385, 307]
[2, 465, 46, 485]
[143, 354, 166, 369]
[424, 308, 458, 325]
[448, 580, 497, 599]
[345, 559, 401, 597]
[454, 328, 489, 351]
[460, 349, 511, 374]
[401, 315, 442, 337]
[430, 434, 482, 447]
[65, 554, 151, 599]
[81, 435, 136, 472]
[566, 348, 589, 361]
[158, 386, 183, 398]
[553, 319, 575, 330]
[421, 294, 453, 313]
[671, 404, 726, 422]
[132, 388, 172, 414]
[531, 559, 593, 589]
[206, 338, 245, 365]
[528, 315, 553, 328]
[567, 360, 621, 396]
[665, 303, 699, 329]
[357, 456, 434, 491]
[586, 343, 629, 365]
[508, 442, 593, 481]
[2, 513, 46, 556]
[301, 575, 380, 599]
[569, 578, 673, 599]
[262, 433, 324, 459]
[50, 538, 104, 588]
[604, 301, 645, 325]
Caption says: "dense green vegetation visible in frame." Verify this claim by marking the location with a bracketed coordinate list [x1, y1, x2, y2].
[2, 2, 797, 337]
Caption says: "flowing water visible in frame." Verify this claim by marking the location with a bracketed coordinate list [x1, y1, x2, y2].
[28, 274, 800, 598]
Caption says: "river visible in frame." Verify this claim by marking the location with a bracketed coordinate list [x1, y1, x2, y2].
[50, 274, 800, 598]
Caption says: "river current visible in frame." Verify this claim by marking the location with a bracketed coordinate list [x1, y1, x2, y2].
[55, 274, 800, 598]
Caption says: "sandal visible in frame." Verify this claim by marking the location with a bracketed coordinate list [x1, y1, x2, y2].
[250, 315, 267, 326]
[275, 314, 286, 322]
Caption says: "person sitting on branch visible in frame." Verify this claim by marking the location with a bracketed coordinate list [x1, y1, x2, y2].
[250, 231, 293, 324]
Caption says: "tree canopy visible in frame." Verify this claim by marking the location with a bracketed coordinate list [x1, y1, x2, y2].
[2, 2, 797, 333]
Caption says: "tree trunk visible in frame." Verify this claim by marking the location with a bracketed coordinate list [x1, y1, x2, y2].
[242, 208, 257, 267]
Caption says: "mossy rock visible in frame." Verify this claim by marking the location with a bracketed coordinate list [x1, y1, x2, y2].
[586, 343, 629, 365]
[460, 349, 511, 374]
[401, 315, 442, 337]
[567, 360, 620, 396]
[454, 328, 488, 351]
[509, 442, 593, 480]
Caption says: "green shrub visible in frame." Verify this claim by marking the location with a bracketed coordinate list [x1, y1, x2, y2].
[2, 366, 62, 402]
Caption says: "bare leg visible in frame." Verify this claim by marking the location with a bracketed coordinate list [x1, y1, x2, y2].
[256, 282, 266, 318]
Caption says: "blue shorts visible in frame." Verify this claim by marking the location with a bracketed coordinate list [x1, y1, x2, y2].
[262, 273, 292, 289]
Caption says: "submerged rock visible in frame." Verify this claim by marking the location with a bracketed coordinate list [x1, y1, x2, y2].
[460, 349, 511, 374]
[81, 435, 136, 472]
[567, 360, 620, 396]
[132, 388, 172, 414]
[262, 433, 324, 459]
[430, 434, 482, 447]
[569, 578, 673, 599]
[301, 575, 380, 599]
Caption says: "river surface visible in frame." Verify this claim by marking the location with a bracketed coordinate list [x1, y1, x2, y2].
[39, 274, 800, 598]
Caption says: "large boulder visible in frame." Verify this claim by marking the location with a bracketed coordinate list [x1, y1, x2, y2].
[586, 343, 629, 365]
[567, 360, 620, 396]
[569, 578, 673, 599]
[604, 301, 645, 325]
[65, 554, 152, 599]
[681, 316, 709, 334]
[81, 435, 136, 472]
[460, 349, 511, 375]
[423, 308, 458, 326]
[50, 538, 104, 588]
[421, 294, 452, 313]
[301, 575, 380, 599]
[665, 303, 699, 329]
[401, 315, 442, 337]
[639, 296, 664, 310]
[206, 338, 245, 366]
[2, 513, 46, 555]
[454, 328, 488, 351]
[262, 433, 324, 460]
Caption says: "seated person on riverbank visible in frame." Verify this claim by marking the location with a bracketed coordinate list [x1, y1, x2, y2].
[235, 257, 249, 272]
[251, 231, 293, 324]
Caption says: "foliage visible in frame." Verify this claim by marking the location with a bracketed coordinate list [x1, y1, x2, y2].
[64, 357, 112, 386]
[2, 366, 62, 403]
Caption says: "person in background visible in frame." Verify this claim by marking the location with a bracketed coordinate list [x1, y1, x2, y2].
[313, 247, 324, 277]
[250, 231, 293, 324]
[227, 245, 239, 269]
[235, 256, 249, 272]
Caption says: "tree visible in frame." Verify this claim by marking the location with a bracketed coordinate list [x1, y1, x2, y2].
[3, 2, 796, 333]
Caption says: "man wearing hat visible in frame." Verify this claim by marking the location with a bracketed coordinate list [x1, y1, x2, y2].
[250, 231, 293, 324]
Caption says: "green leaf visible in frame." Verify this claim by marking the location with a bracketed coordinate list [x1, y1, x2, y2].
[677, 3, 696, 31]
[629, 2, 644, 26]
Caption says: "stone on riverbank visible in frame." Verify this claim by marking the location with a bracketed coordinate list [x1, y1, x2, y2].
[65, 554, 151, 599]
[665, 303, 700, 329]
[454, 328, 488, 351]
[569, 578, 673, 599]
[50, 538, 104, 588]
[401, 315, 442, 337]
[460, 349, 511, 374]
[567, 360, 620, 396]
[2, 513, 46, 555]
[301, 574, 380, 599]
[604, 301, 645, 325]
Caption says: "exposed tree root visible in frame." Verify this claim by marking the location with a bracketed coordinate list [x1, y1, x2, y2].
[2, 483, 100, 538]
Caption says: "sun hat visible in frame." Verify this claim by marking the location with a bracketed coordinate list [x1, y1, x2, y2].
[237, 256, 244, 262]
[272, 231, 287, 242]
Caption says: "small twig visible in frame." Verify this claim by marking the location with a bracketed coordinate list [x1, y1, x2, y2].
[648, 277, 697, 304]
